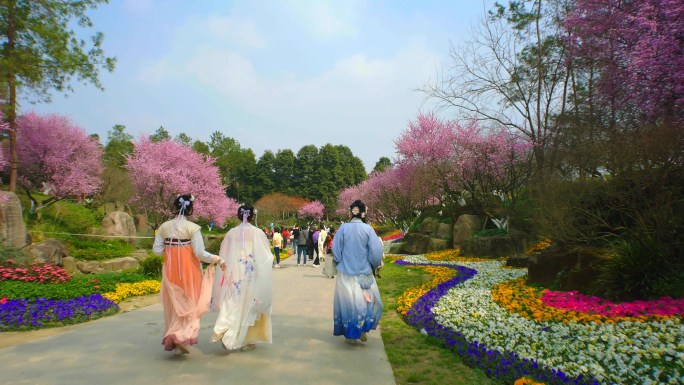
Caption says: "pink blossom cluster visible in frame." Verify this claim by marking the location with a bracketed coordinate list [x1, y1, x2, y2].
[541, 290, 684, 318]
[126, 137, 239, 226]
[0, 260, 71, 284]
[565, 0, 684, 118]
[17, 112, 104, 198]
[298, 200, 324, 222]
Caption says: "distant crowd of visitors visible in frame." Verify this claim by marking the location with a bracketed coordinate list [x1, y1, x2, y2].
[263, 223, 335, 270]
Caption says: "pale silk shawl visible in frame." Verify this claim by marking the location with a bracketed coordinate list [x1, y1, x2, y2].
[211, 223, 273, 348]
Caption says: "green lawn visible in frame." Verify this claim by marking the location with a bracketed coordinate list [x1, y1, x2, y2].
[378, 260, 501, 385]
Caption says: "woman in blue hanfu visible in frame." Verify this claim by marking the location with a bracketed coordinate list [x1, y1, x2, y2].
[211, 204, 273, 351]
[331, 199, 384, 344]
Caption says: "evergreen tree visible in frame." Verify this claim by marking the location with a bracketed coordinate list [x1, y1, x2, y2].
[149, 126, 171, 143]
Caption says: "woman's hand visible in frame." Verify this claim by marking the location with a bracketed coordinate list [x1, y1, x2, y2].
[214, 256, 227, 272]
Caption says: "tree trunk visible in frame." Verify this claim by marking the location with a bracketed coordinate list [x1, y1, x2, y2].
[7, 0, 18, 193]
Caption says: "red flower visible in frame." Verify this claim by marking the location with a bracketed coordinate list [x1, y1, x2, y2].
[93, 286, 100, 290]
[0, 297, 7, 305]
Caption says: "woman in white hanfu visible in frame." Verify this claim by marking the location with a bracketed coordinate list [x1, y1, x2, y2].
[211, 204, 273, 351]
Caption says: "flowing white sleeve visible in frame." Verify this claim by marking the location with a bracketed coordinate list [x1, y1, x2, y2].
[152, 232, 165, 256]
[191, 231, 217, 264]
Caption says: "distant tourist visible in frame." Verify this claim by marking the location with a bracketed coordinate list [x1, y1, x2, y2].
[296, 225, 309, 266]
[331, 200, 384, 344]
[211, 205, 273, 351]
[272, 227, 283, 268]
[152, 194, 226, 354]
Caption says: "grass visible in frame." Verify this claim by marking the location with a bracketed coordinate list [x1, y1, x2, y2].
[378, 260, 501, 385]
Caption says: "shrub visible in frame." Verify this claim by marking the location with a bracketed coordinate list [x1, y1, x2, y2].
[44, 200, 100, 234]
[0, 272, 148, 300]
[65, 238, 135, 261]
[205, 236, 224, 255]
[139, 255, 163, 278]
[596, 237, 677, 301]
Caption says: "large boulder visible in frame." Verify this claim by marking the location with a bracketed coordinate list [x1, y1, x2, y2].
[102, 211, 136, 244]
[434, 223, 453, 241]
[527, 245, 604, 292]
[134, 214, 148, 232]
[402, 233, 431, 254]
[427, 238, 450, 252]
[99, 257, 140, 272]
[453, 214, 481, 246]
[461, 231, 527, 258]
[24, 238, 68, 265]
[0, 191, 27, 249]
[77, 260, 104, 274]
[417, 217, 440, 235]
[389, 242, 405, 254]
[61, 256, 80, 275]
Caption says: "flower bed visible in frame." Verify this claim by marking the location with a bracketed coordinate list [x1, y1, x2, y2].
[102, 281, 161, 303]
[0, 294, 117, 330]
[0, 260, 71, 284]
[396, 255, 684, 384]
[0, 260, 160, 331]
[381, 230, 404, 242]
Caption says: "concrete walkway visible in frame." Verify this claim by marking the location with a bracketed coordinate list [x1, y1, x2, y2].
[0, 253, 396, 385]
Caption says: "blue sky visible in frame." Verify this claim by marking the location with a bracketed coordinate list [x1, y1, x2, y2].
[29, 0, 493, 171]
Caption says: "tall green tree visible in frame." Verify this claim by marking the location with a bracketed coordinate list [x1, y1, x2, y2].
[335, 144, 367, 186]
[149, 126, 170, 142]
[100, 124, 133, 204]
[254, 150, 276, 199]
[174, 132, 192, 146]
[0, 0, 115, 192]
[206, 131, 257, 203]
[373, 156, 392, 173]
[273, 148, 296, 195]
[103, 124, 133, 167]
[294, 145, 319, 199]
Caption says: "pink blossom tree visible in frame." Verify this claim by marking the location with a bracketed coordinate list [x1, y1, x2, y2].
[565, 0, 684, 120]
[17, 112, 104, 211]
[126, 137, 239, 228]
[395, 113, 532, 220]
[298, 200, 324, 222]
[337, 164, 440, 232]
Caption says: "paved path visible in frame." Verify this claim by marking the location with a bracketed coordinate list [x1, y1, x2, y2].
[0, 254, 396, 385]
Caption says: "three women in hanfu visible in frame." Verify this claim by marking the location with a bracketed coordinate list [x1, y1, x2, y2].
[211, 204, 273, 351]
[153, 194, 226, 354]
[331, 200, 384, 344]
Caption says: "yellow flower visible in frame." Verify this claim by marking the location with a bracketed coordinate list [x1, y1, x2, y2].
[102, 280, 161, 304]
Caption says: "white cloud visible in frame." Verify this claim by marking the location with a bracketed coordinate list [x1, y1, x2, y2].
[176, 41, 440, 167]
[137, 58, 177, 84]
[277, 0, 365, 39]
[122, 0, 154, 16]
[206, 16, 266, 49]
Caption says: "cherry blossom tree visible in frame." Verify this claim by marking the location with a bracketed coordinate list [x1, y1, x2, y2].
[125, 137, 239, 228]
[17, 112, 103, 211]
[395, 113, 532, 221]
[565, 0, 684, 120]
[298, 200, 324, 222]
[337, 163, 440, 232]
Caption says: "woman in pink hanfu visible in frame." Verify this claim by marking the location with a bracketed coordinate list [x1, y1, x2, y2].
[153, 194, 226, 354]
[211, 204, 273, 352]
